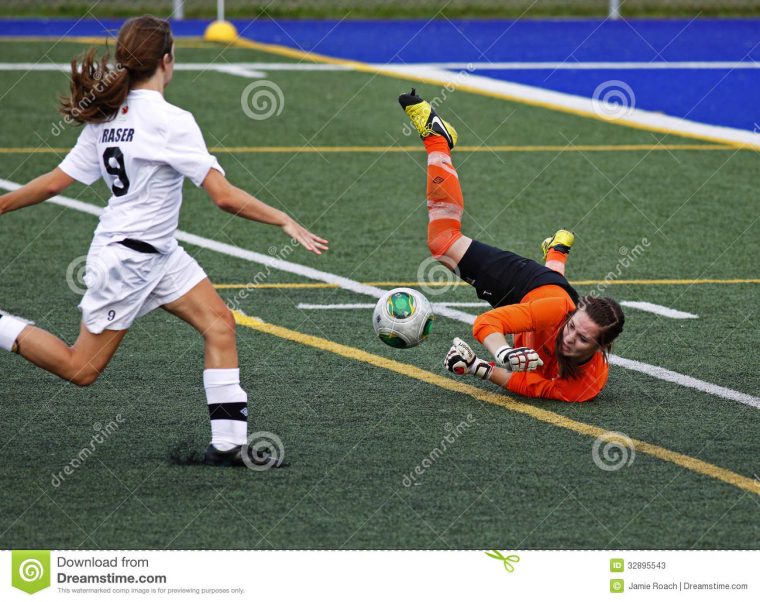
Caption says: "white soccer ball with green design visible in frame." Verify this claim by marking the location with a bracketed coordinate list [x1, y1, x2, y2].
[373, 287, 434, 348]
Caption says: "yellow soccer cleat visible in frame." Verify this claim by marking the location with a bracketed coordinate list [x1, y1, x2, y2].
[541, 229, 575, 260]
[398, 88, 458, 149]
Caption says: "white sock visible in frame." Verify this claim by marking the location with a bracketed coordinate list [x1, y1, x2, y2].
[0, 314, 30, 352]
[203, 368, 248, 451]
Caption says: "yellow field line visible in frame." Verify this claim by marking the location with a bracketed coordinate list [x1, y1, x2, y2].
[232, 310, 760, 497]
[0, 35, 218, 49]
[231, 36, 760, 152]
[214, 278, 760, 290]
[0, 35, 112, 45]
[0, 148, 71, 154]
[216, 282, 336, 289]
[0, 144, 731, 155]
[204, 144, 732, 153]
[571, 278, 760, 285]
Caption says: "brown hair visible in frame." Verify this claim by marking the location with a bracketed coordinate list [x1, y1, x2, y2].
[59, 15, 173, 124]
[555, 296, 625, 379]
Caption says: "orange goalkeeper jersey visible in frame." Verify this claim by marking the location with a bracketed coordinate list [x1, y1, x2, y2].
[472, 284, 608, 402]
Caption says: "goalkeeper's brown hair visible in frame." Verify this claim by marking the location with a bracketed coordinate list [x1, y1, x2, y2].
[556, 296, 625, 379]
[59, 15, 173, 124]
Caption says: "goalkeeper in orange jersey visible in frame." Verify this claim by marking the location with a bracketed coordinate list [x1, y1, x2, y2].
[399, 89, 624, 402]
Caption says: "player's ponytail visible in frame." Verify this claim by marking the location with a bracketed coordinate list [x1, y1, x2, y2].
[555, 296, 625, 379]
[59, 15, 173, 124]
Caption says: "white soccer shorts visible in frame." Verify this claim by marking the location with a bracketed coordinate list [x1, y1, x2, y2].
[78, 242, 207, 334]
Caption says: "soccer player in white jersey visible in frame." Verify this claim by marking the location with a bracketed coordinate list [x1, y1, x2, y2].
[0, 16, 328, 466]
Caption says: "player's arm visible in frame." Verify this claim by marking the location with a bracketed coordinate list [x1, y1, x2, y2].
[444, 337, 513, 385]
[474, 307, 543, 372]
[506, 371, 600, 402]
[0, 168, 74, 215]
[444, 341, 595, 402]
[487, 365, 513, 389]
[473, 297, 571, 371]
[202, 168, 329, 255]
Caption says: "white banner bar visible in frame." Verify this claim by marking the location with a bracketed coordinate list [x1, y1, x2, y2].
[0, 550, 757, 601]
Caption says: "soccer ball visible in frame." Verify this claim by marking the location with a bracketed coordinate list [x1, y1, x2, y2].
[373, 288, 434, 348]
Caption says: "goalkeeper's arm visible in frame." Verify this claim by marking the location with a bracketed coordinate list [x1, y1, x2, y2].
[486, 365, 513, 389]
[482, 332, 543, 372]
[444, 337, 513, 387]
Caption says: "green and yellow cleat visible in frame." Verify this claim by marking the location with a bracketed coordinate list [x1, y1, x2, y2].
[541, 229, 575, 260]
[398, 88, 458, 149]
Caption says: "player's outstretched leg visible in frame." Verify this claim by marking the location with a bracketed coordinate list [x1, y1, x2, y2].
[541, 228, 575, 275]
[399, 89, 472, 270]
[0, 310, 126, 386]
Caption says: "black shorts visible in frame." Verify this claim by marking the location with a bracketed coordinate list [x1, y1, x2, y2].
[457, 239, 579, 308]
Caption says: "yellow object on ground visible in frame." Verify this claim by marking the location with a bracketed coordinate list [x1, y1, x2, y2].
[204, 21, 238, 43]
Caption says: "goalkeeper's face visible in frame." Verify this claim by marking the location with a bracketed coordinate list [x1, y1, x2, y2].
[558, 309, 601, 361]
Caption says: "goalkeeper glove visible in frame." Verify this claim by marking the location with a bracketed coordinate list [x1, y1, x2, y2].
[494, 345, 543, 372]
[444, 337, 494, 380]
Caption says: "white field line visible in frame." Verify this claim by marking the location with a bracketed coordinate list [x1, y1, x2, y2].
[3, 61, 760, 72]
[6, 62, 760, 145]
[406, 61, 760, 70]
[301, 300, 699, 319]
[1, 179, 758, 409]
[0, 62, 346, 74]
[380, 65, 760, 149]
[0, 180, 476, 327]
[435, 302, 488, 307]
[211, 65, 267, 78]
[611, 355, 760, 407]
[300, 303, 374, 310]
[298, 302, 490, 310]
[620, 301, 698, 319]
[0, 63, 73, 71]
[0, 63, 268, 78]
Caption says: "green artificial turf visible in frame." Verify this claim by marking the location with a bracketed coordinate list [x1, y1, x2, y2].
[0, 39, 758, 550]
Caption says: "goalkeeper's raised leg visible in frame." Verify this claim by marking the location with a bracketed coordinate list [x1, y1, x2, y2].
[399, 89, 624, 403]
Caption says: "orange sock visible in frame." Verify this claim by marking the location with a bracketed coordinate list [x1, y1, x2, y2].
[545, 248, 569, 275]
[424, 136, 463, 257]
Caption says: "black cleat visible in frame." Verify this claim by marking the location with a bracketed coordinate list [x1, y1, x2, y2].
[398, 87, 425, 109]
[204, 444, 245, 467]
[203, 443, 288, 468]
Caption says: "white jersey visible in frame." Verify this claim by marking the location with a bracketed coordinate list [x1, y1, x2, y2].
[59, 89, 224, 254]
